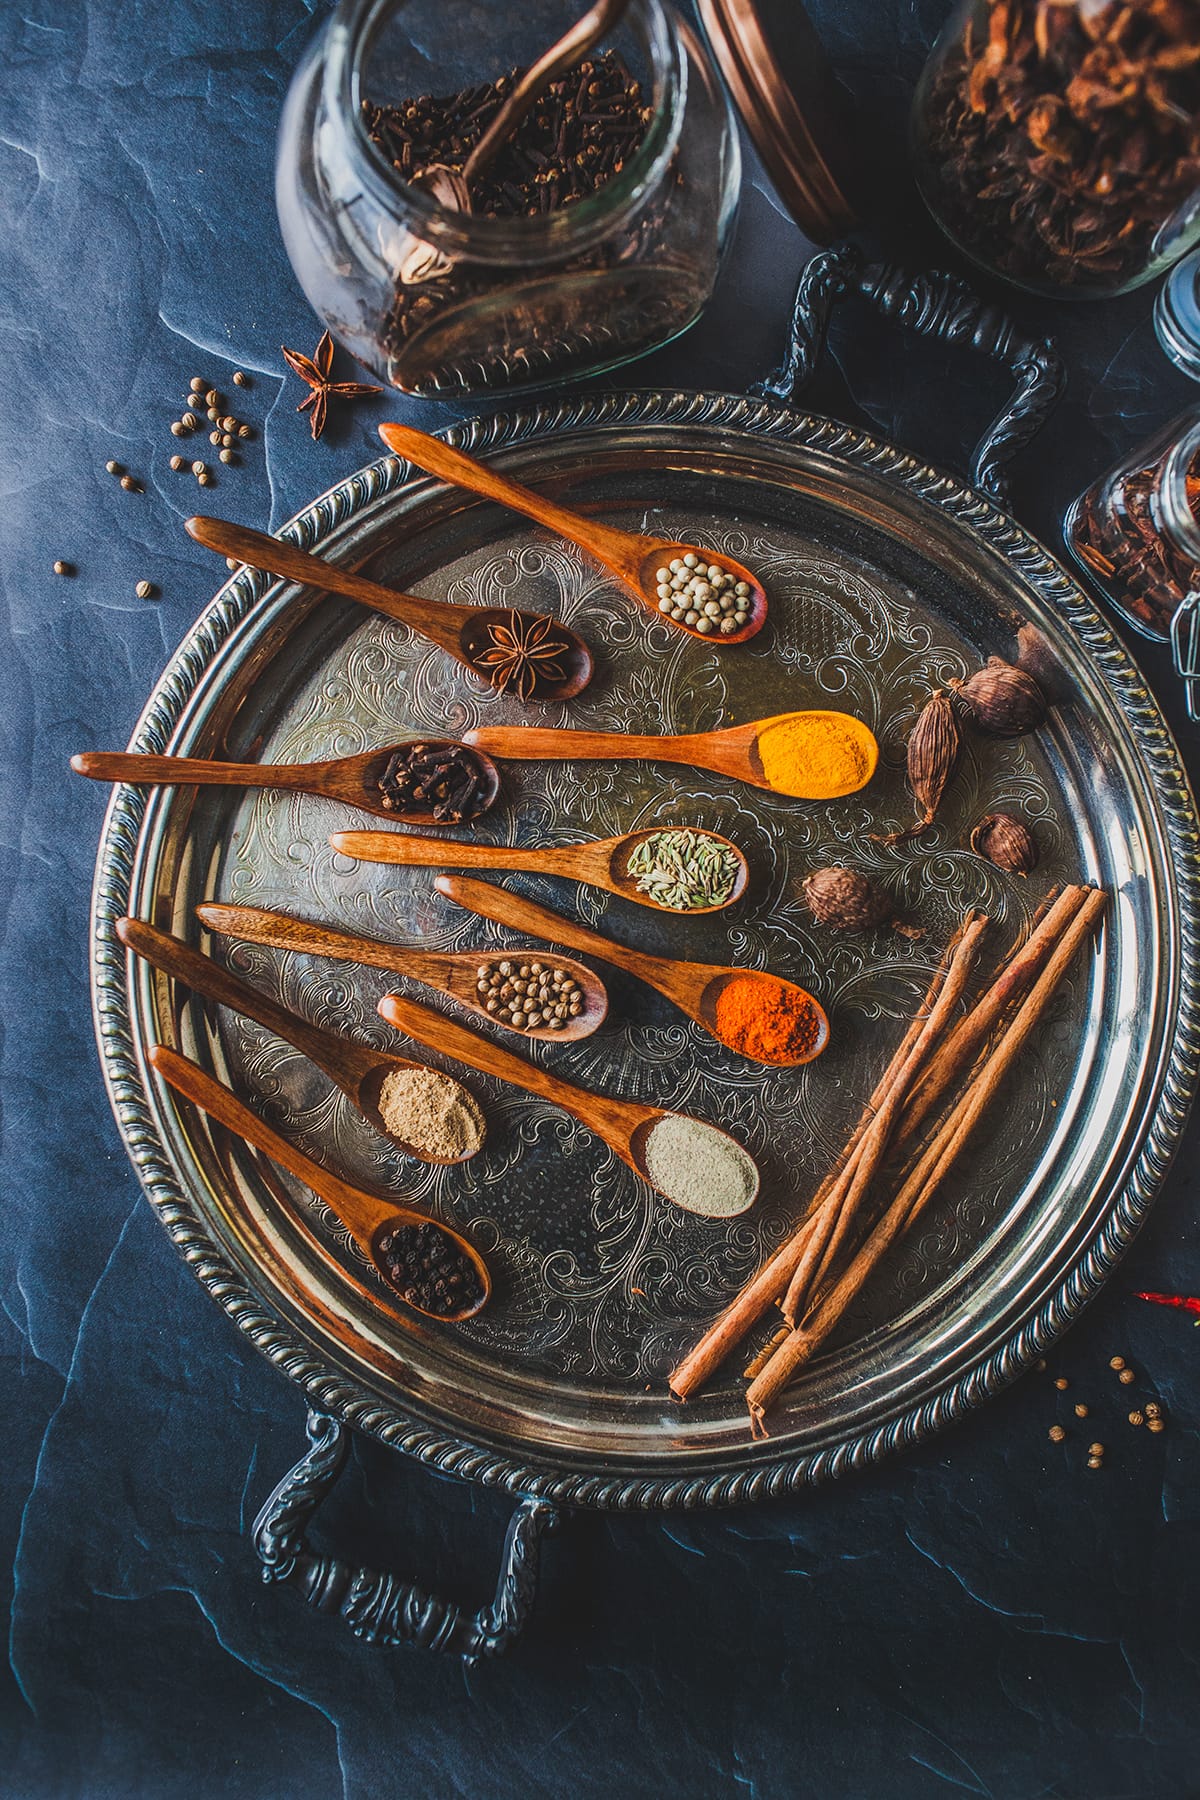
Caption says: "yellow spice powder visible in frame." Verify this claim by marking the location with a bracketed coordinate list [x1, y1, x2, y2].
[756, 712, 877, 799]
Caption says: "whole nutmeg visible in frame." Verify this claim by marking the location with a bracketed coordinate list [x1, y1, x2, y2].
[969, 813, 1038, 876]
[951, 656, 1047, 736]
[801, 867, 922, 937]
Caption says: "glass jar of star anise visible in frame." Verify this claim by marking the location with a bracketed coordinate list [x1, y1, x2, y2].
[1064, 411, 1200, 639]
[276, 0, 738, 398]
[912, 0, 1200, 298]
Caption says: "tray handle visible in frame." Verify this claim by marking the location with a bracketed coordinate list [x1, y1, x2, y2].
[253, 1410, 561, 1663]
[755, 244, 1065, 507]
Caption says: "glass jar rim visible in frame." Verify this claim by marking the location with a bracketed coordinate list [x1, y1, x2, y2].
[1157, 412, 1200, 564]
[324, 0, 686, 266]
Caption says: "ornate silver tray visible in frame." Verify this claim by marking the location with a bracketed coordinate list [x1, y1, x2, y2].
[92, 389, 1200, 1524]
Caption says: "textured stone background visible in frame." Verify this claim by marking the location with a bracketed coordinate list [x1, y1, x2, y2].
[2, 3, 1198, 1796]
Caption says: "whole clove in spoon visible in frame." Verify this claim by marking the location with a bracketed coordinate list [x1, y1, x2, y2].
[186, 515, 593, 703]
[72, 737, 501, 827]
[149, 1044, 490, 1322]
[376, 991, 760, 1219]
[117, 917, 485, 1165]
[196, 901, 609, 1043]
[378, 422, 770, 645]
[328, 824, 750, 915]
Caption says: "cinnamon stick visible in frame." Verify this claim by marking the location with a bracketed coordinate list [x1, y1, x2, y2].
[780, 911, 990, 1325]
[667, 917, 977, 1403]
[745, 887, 1108, 1434]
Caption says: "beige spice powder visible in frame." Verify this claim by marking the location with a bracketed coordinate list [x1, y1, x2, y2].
[377, 1065, 485, 1160]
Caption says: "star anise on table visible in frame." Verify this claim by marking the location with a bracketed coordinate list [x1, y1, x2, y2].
[473, 611, 568, 699]
[280, 330, 382, 441]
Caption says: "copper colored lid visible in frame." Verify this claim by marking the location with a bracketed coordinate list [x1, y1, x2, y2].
[697, 0, 858, 242]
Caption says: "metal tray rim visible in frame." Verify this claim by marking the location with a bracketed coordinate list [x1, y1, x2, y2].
[89, 387, 1200, 1511]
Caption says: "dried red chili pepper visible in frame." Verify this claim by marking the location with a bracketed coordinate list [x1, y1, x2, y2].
[1135, 1290, 1200, 1318]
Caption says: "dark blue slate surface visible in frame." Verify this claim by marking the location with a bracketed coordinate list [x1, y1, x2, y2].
[2, 3, 1198, 1795]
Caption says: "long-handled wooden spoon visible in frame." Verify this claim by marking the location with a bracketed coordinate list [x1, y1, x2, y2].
[376, 992, 760, 1219]
[460, 711, 879, 801]
[72, 737, 501, 827]
[378, 422, 769, 645]
[195, 902, 609, 1043]
[117, 917, 485, 1165]
[436, 875, 829, 1067]
[185, 515, 594, 702]
[149, 1044, 490, 1322]
[328, 824, 750, 915]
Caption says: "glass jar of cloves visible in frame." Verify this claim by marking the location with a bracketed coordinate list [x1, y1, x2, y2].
[276, 0, 739, 398]
[911, 0, 1200, 299]
[1063, 411, 1200, 641]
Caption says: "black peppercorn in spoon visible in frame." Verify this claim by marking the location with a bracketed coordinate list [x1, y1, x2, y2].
[149, 1044, 490, 1323]
[185, 515, 594, 702]
[71, 737, 501, 826]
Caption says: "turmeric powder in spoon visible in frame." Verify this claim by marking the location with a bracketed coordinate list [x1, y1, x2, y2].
[754, 712, 877, 800]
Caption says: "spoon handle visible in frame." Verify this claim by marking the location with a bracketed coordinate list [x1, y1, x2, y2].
[118, 917, 376, 1090]
[463, 725, 713, 766]
[436, 875, 668, 990]
[329, 831, 556, 874]
[378, 424, 639, 577]
[72, 751, 328, 795]
[377, 991, 649, 1164]
[197, 902, 449, 987]
[148, 1044, 366, 1214]
[186, 516, 466, 654]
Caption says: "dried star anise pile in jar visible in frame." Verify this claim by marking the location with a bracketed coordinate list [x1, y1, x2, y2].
[914, 0, 1200, 295]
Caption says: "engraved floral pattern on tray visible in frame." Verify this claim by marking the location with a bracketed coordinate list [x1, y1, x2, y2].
[210, 501, 1077, 1384]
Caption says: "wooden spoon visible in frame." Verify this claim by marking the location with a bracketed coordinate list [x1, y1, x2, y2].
[185, 515, 594, 702]
[148, 1044, 490, 1322]
[195, 902, 609, 1043]
[376, 992, 760, 1219]
[117, 917, 484, 1165]
[461, 711, 879, 801]
[71, 737, 501, 827]
[436, 875, 829, 1067]
[328, 824, 750, 915]
[378, 422, 769, 645]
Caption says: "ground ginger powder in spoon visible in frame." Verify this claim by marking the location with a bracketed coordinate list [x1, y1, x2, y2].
[755, 713, 875, 799]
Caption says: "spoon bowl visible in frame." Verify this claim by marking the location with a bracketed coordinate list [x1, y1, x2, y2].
[185, 515, 593, 704]
[328, 825, 751, 915]
[378, 423, 769, 644]
[195, 902, 609, 1043]
[117, 917, 486, 1164]
[149, 1044, 490, 1322]
[375, 991, 760, 1218]
[72, 737, 503, 827]
[437, 875, 830, 1067]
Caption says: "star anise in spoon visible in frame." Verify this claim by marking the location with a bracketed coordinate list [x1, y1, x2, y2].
[473, 611, 568, 699]
[280, 330, 382, 441]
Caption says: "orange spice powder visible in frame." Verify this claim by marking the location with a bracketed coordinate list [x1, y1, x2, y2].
[714, 975, 827, 1065]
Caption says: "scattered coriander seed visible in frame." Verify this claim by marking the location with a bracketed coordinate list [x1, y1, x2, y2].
[1129, 1410, 1145, 1426]
[209, 430, 221, 445]
[219, 414, 236, 431]
[198, 470, 213, 487]
[52, 559, 73, 576]
[233, 370, 248, 387]
[1119, 1368, 1136, 1384]
[170, 422, 186, 437]
[1109, 1355, 1126, 1370]
[120, 475, 141, 492]
[1086, 1456, 1103, 1470]
[207, 406, 219, 422]
[1074, 1402, 1089, 1418]
[1145, 1401, 1162, 1418]
[1048, 1424, 1066, 1443]
[169, 453, 186, 471]
[1054, 1376, 1069, 1390]
[238, 423, 252, 439]
[1088, 1441, 1105, 1456]
[1148, 1417, 1166, 1434]
[221, 433, 235, 449]
[219, 449, 236, 464]
[191, 459, 206, 476]
[135, 580, 155, 599]
[182, 411, 198, 429]
[205, 389, 220, 407]
[190, 377, 206, 393]
[105, 459, 122, 476]
[226, 556, 239, 571]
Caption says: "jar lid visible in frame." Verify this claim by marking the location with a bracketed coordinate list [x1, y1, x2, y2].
[696, 0, 858, 242]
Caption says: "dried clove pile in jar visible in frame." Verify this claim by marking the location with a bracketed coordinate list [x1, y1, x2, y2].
[915, 0, 1200, 294]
